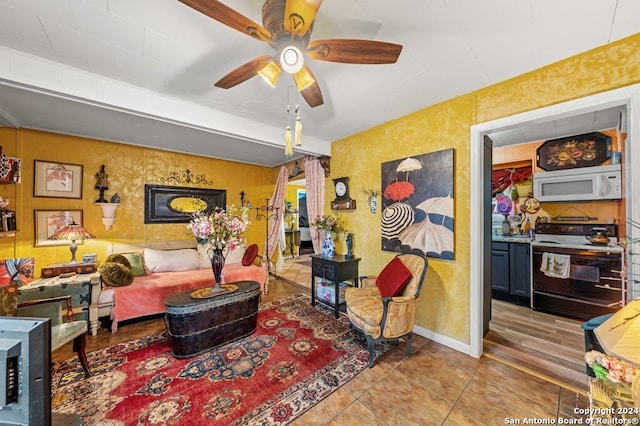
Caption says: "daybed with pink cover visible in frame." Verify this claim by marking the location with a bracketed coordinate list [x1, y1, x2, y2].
[92, 241, 267, 333]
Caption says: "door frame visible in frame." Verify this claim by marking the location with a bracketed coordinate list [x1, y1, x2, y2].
[468, 84, 640, 358]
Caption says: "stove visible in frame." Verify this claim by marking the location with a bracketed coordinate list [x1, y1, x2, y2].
[532, 223, 622, 253]
[531, 222, 626, 320]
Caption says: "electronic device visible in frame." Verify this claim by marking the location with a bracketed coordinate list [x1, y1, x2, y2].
[0, 317, 51, 426]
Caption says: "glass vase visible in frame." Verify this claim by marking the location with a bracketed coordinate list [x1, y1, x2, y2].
[209, 248, 226, 293]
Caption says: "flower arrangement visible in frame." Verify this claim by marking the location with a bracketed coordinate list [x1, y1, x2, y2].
[186, 205, 250, 251]
[312, 213, 345, 235]
[585, 350, 640, 384]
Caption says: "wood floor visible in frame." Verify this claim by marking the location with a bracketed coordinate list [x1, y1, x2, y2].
[485, 299, 588, 391]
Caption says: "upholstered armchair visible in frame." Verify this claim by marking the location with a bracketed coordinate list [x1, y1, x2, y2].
[17, 295, 91, 377]
[345, 253, 428, 368]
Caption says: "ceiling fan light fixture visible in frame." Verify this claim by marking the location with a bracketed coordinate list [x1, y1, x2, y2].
[294, 67, 315, 91]
[257, 60, 281, 87]
[280, 45, 304, 74]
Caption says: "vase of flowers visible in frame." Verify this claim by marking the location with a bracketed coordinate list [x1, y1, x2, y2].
[187, 205, 250, 294]
[312, 214, 345, 258]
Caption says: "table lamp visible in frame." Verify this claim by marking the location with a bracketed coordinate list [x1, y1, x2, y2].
[49, 222, 95, 264]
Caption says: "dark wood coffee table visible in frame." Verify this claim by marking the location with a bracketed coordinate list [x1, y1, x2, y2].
[164, 280, 260, 358]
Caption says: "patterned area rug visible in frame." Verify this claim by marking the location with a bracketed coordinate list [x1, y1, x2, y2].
[51, 294, 393, 425]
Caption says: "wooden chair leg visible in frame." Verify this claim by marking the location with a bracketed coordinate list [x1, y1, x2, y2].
[73, 332, 91, 377]
[366, 335, 375, 368]
[407, 333, 413, 357]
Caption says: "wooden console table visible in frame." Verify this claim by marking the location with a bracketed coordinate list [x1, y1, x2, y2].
[165, 280, 261, 358]
[310, 254, 360, 318]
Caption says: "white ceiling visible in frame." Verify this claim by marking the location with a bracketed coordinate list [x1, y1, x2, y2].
[0, 0, 638, 166]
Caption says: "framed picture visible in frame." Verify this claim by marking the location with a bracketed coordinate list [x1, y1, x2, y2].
[536, 132, 612, 171]
[34, 210, 83, 247]
[381, 148, 455, 260]
[144, 184, 226, 224]
[33, 160, 83, 199]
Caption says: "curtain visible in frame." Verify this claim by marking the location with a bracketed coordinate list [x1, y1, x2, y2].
[304, 156, 325, 254]
[265, 166, 288, 272]
[491, 166, 532, 197]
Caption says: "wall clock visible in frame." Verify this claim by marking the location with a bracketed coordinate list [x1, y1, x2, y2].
[332, 177, 356, 210]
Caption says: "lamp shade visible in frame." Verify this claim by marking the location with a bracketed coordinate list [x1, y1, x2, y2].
[49, 221, 95, 264]
[49, 222, 95, 241]
[594, 298, 640, 366]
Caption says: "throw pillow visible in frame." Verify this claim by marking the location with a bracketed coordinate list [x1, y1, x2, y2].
[242, 244, 259, 266]
[0, 283, 18, 316]
[120, 252, 148, 276]
[375, 256, 413, 298]
[143, 248, 200, 273]
[0, 257, 35, 287]
[99, 262, 134, 287]
[105, 254, 132, 270]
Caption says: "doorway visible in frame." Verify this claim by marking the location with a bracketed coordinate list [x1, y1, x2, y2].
[469, 84, 640, 358]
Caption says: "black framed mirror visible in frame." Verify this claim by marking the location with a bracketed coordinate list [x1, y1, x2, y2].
[144, 184, 226, 224]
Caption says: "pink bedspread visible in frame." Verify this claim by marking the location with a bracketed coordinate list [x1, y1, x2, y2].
[110, 264, 266, 332]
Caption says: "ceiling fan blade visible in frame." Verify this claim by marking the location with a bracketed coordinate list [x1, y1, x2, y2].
[215, 55, 274, 89]
[294, 65, 323, 107]
[284, 0, 323, 37]
[179, 0, 272, 43]
[307, 39, 402, 64]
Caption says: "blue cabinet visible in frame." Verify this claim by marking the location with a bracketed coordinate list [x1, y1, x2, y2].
[492, 242, 531, 299]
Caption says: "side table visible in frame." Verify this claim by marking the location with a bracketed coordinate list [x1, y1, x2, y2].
[310, 254, 360, 318]
[18, 272, 101, 335]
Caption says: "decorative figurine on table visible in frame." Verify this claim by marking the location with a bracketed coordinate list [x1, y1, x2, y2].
[95, 165, 110, 203]
[345, 233, 354, 258]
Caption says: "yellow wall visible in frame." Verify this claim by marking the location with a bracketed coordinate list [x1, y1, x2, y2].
[0, 128, 276, 274]
[329, 33, 640, 345]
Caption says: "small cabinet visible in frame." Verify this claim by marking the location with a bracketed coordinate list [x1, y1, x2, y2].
[491, 242, 531, 300]
[509, 243, 531, 298]
[491, 242, 510, 293]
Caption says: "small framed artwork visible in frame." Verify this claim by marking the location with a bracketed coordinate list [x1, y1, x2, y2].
[34, 210, 83, 247]
[33, 160, 83, 199]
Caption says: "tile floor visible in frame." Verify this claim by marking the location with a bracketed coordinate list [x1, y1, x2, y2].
[274, 255, 590, 425]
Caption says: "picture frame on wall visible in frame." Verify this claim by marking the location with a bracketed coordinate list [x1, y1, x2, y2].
[33, 160, 83, 199]
[34, 209, 83, 247]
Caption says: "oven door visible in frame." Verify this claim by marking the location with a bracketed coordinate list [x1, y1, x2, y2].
[532, 245, 623, 320]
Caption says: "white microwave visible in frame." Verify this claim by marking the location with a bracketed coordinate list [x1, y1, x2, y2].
[533, 164, 622, 202]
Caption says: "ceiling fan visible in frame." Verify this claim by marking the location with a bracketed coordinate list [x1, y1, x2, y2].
[178, 0, 403, 108]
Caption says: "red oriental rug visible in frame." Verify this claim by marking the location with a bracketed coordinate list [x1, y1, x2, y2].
[51, 294, 394, 425]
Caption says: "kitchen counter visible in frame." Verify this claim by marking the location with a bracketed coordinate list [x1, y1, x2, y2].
[492, 235, 534, 243]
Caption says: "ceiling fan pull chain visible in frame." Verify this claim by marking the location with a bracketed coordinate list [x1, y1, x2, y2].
[295, 104, 302, 146]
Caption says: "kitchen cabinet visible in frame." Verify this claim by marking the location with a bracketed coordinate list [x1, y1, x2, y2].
[491, 242, 531, 299]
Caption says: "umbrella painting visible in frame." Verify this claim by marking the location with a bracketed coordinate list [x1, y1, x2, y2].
[381, 149, 454, 259]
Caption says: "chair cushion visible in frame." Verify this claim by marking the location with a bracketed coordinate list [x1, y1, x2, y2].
[99, 262, 134, 287]
[0, 284, 18, 316]
[51, 321, 87, 351]
[375, 257, 413, 297]
[242, 244, 259, 266]
[345, 287, 384, 339]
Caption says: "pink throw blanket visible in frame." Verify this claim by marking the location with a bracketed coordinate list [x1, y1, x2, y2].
[110, 264, 266, 332]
